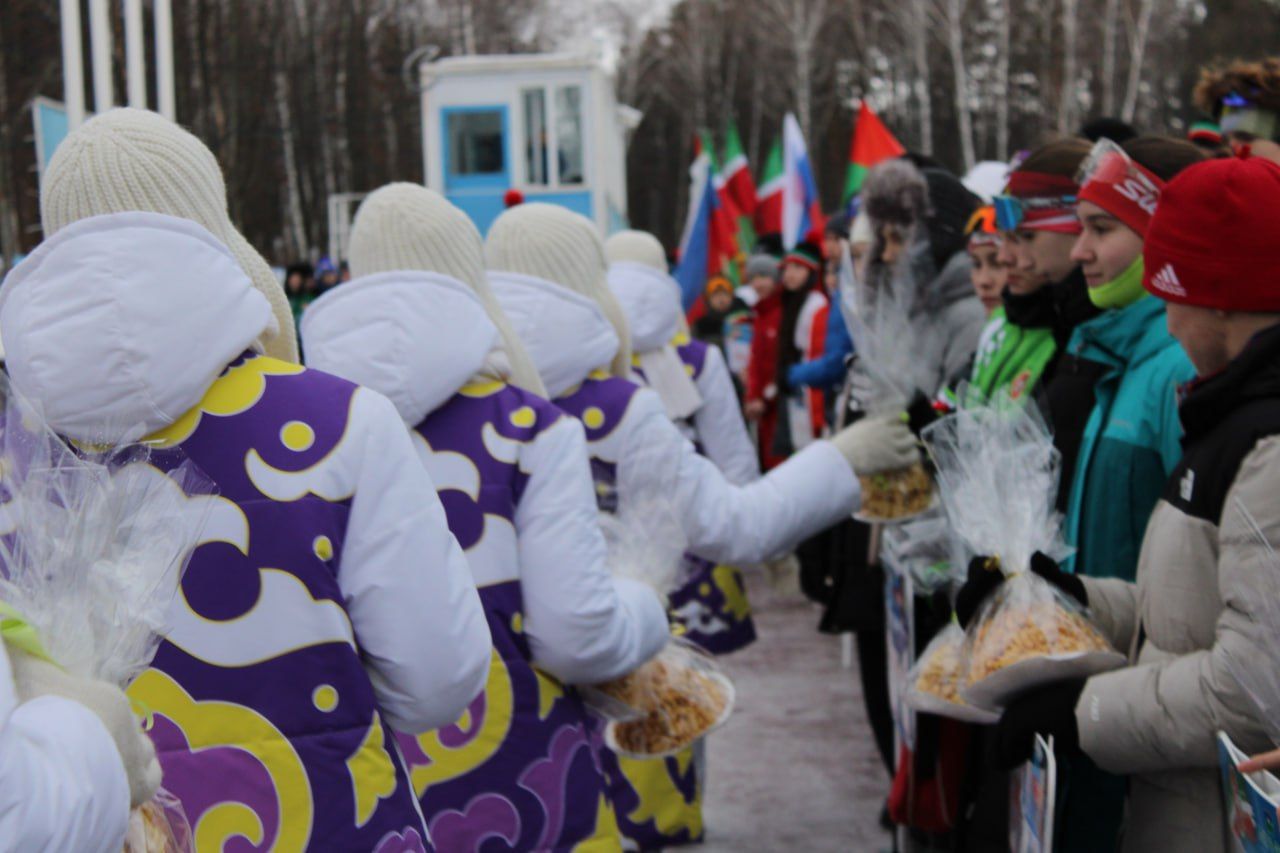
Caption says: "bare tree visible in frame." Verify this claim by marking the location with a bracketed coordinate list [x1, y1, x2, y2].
[1059, 0, 1080, 132]
[1121, 0, 1156, 122]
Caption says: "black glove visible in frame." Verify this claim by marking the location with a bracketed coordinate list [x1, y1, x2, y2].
[955, 556, 1005, 629]
[906, 392, 940, 438]
[1028, 551, 1087, 607]
[993, 679, 1086, 769]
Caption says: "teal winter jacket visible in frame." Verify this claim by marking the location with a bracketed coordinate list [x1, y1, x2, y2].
[1062, 295, 1193, 582]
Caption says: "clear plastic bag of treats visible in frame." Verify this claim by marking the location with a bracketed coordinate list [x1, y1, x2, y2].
[922, 390, 1122, 709]
[599, 638, 735, 758]
[0, 378, 214, 851]
[582, 443, 736, 752]
[841, 241, 939, 522]
[905, 622, 999, 724]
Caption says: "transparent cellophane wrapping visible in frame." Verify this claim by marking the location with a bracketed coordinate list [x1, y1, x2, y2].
[0, 378, 214, 852]
[841, 239, 938, 521]
[905, 622, 999, 724]
[922, 389, 1122, 709]
[1222, 499, 1280, 749]
[599, 638, 734, 758]
[880, 507, 964, 595]
[582, 435, 736, 748]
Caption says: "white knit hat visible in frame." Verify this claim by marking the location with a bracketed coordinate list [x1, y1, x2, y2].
[604, 229, 667, 272]
[348, 183, 544, 396]
[485, 203, 632, 378]
[39, 108, 297, 363]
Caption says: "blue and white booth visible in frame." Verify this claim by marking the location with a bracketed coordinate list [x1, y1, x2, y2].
[420, 53, 638, 235]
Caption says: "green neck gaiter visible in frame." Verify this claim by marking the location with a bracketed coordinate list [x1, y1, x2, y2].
[1088, 255, 1147, 310]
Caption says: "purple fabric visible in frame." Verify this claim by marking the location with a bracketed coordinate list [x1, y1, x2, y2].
[142, 354, 429, 851]
[397, 386, 614, 853]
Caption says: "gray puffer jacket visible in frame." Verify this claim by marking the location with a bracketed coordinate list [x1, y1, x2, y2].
[1078, 323, 1280, 852]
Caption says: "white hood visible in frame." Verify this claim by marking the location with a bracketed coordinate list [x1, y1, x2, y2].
[488, 271, 620, 398]
[0, 212, 272, 443]
[607, 261, 681, 354]
[300, 271, 499, 426]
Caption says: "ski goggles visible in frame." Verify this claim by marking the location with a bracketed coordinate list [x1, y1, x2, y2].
[992, 193, 1080, 233]
[1220, 95, 1280, 143]
[1075, 138, 1165, 237]
[965, 206, 1000, 249]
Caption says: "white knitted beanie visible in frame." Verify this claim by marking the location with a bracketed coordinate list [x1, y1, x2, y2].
[485, 203, 632, 378]
[348, 183, 545, 396]
[39, 108, 298, 363]
[604, 230, 667, 272]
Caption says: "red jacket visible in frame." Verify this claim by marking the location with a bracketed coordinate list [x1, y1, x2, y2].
[746, 293, 783, 469]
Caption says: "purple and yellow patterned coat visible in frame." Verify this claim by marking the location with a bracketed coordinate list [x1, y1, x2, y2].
[558, 373, 705, 850]
[129, 354, 437, 853]
[395, 381, 622, 852]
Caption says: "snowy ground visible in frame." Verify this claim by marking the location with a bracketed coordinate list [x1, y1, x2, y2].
[699, 571, 893, 852]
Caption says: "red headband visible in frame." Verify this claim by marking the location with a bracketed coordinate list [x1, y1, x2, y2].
[1004, 171, 1082, 234]
[1078, 155, 1165, 237]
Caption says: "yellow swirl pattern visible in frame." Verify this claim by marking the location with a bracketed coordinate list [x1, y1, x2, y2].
[128, 668, 313, 852]
[533, 666, 564, 723]
[148, 357, 304, 448]
[572, 794, 624, 852]
[712, 565, 752, 622]
[617, 749, 702, 841]
[346, 712, 399, 828]
[409, 649, 515, 796]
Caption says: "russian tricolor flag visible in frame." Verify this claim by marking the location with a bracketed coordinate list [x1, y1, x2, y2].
[781, 113, 827, 250]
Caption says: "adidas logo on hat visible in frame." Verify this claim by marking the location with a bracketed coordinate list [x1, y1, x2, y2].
[1151, 263, 1187, 298]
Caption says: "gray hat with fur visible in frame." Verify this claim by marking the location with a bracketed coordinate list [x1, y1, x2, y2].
[744, 254, 779, 281]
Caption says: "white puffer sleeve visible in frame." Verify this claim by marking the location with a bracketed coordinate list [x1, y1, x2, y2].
[339, 388, 491, 734]
[693, 345, 760, 486]
[517, 415, 669, 684]
[619, 388, 860, 565]
[0, 644, 129, 853]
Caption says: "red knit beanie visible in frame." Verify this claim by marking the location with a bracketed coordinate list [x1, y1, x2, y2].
[1144, 157, 1280, 311]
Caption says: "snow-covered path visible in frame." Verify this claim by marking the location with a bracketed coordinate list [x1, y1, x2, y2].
[700, 571, 893, 852]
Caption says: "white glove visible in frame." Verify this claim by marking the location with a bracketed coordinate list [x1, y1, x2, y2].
[847, 363, 878, 413]
[831, 412, 919, 475]
[9, 649, 161, 807]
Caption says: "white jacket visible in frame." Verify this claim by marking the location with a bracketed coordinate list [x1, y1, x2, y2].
[0, 642, 129, 853]
[491, 271, 861, 565]
[608, 261, 759, 486]
[301, 271, 669, 684]
[0, 212, 490, 734]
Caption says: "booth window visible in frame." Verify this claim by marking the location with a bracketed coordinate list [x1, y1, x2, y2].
[556, 86, 584, 185]
[523, 89, 549, 186]
[447, 110, 504, 176]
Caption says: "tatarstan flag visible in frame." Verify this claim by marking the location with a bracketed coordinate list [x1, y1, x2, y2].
[698, 130, 743, 282]
[843, 101, 905, 203]
[721, 123, 758, 259]
[755, 137, 784, 236]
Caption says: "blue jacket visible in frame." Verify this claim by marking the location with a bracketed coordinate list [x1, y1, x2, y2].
[1062, 295, 1194, 582]
[786, 295, 853, 390]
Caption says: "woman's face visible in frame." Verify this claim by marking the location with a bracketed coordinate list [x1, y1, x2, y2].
[780, 261, 811, 292]
[879, 225, 906, 266]
[995, 233, 1038, 295]
[749, 274, 776, 300]
[1007, 228, 1079, 288]
[1070, 201, 1144, 291]
[968, 244, 1007, 315]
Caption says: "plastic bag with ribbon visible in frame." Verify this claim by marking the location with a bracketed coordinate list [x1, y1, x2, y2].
[905, 622, 1000, 724]
[841, 241, 937, 521]
[0, 377, 213, 851]
[582, 431, 735, 745]
[922, 389, 1122, 708]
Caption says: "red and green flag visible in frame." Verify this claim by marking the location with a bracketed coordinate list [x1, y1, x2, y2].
[721, 122, 758, 259]
[843, 102, 905, 203]
[697, 130, 743, 282]
[755, 137, 784, 236]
